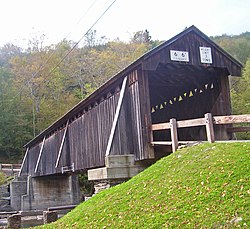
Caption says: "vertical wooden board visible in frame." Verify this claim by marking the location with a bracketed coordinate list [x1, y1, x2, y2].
[76, 118, 83, 169]
[68, 123, 74, 168]
[85, 111, 91, 167]
[121, 92, 131, 155]
[90, 107, 97, 167]
[138, 70, 154, 159]
[71, 120, 78, 169]
[100, 98, 109, 165]
[110, 91, 122, 155]
[79, 114, 85, 169]
[78, 114, 84, 169]
[85, 111, 91, 168]
[29, 144, 40, 176]
[128, 81, 142, 160]
[95, 104, 102, 165]
[134, 80, 144, 159]
[211, 73, 232, 140]
[97, 101, 105, 166]
[80, 115, 86, 168]
[128, 83, 138, 155]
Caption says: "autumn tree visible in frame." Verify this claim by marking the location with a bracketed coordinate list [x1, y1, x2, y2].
[231, 58, 250, 139]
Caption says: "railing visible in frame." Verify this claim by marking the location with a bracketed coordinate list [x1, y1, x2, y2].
[0, 164, 21, 175]
[151, 113, 250, 152]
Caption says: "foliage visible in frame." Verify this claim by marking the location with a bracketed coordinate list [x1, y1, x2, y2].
[78, 173, 94, 197]
[211, 32, 250, 64]
[231, 58, 250, 139]
[39, 142, 250, 228]
[0, 172, 6, 186]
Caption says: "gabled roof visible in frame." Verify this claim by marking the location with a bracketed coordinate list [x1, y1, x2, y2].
[25, 25, 243, 147]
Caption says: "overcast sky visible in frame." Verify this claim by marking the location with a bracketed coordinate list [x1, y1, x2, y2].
[0, 0, 249, 48]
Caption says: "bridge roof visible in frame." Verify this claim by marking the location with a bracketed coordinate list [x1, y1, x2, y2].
[24, 25, 242, 148]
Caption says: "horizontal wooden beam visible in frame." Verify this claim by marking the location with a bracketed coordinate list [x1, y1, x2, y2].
[152, 114, 250, 132]
[214, 114, 250, 125]
[151, 122, 170, 131]
[177, 117, 206, 128]
[151, 141, 172, 145]
[48, 205, 77, 211]
[151, 141, 200, 146]
[0, 164, 21, 168]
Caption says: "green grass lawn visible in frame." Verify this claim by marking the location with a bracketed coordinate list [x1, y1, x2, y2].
[40, 142, 250, 228]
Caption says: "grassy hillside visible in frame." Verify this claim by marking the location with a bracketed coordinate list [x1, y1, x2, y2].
[40, 142, 250, 228]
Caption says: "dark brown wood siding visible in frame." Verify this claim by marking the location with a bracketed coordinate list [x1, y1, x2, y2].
[20, 69, 154, 177]
[142, 31, 241, 76]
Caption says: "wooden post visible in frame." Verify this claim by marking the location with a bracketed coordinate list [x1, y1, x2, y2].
[205, 113, 215, 143]
[11, 164, 14, 175]
[170, 118, 178, 152]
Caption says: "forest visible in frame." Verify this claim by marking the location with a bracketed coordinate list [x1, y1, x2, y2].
[0, 29, 249, 162]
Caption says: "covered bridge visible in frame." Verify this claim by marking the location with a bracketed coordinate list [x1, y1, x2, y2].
[13, 26, 242, 210]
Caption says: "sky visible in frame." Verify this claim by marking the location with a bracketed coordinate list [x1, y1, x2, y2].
[0, 0, 249, 48]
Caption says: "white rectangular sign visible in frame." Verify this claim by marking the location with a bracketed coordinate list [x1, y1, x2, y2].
[170, 50, 189, 62]
[199, 47, 212, 64]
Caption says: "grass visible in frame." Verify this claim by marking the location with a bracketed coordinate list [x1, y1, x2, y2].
[39, 142, 250, 228]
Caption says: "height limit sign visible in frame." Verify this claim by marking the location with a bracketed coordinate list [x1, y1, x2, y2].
[199, 47, 212, 64]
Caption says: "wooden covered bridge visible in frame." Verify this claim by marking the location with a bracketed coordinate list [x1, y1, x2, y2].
[12, 26, 243, 210]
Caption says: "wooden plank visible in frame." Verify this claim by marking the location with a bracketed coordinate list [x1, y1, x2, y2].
[227, 126, 250, 133]
[48, 205, 77, 211]
[213, 114, 250, 125]
[151, 141, 202, 146]
[34, 136, 46, 173]
[105, 76, 128, 156]
[152, 117, 205, 131]
[170, 118, 178, 152]
[205, 113, 215, 143]
[55, 120, 69, 168]
[152, 122, 171, 131]
[151, 141, 172, 146]
[177, 117, 206, 128]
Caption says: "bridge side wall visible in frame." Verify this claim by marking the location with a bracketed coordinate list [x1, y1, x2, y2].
[20, 69, 154, 177]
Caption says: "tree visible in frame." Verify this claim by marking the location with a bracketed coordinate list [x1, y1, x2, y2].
[231, 58, 250, 139]
[0, 67, 32, 161]
[212, 32, 250, 64]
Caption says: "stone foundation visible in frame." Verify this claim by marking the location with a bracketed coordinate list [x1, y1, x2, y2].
[10, 176, 27, 211]
[88, 155, 146, 193]
[0, 184, 12, 211]
[7, 213, 21, 228]
[93, 178, 128, 194]
[10, 174, 81, 211]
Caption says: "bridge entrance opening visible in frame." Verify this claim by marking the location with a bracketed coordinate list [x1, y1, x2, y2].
[148, 63, 230, 156]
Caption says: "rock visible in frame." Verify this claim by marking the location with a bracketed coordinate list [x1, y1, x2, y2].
[230, 217, 242, 224]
